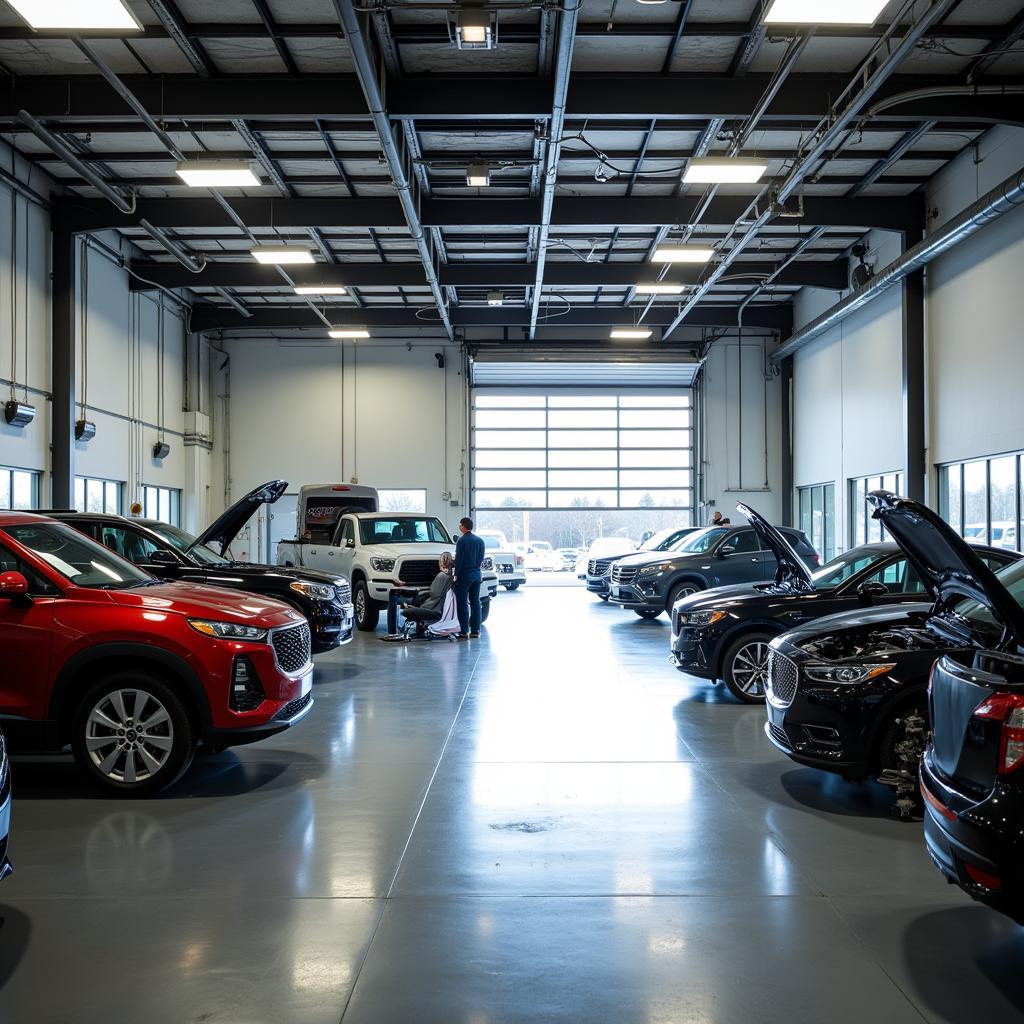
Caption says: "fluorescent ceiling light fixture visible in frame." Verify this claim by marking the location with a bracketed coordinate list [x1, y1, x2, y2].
[456, 8, 493, 49]
[610, 329, 653, 340]
[5, 0, 141, 29]
[635, 283, 686, 295]
[329, 329, 370, 339]
[175, 161, 261, 188]
[487, 290, 504, 306]
[294, 285, 348, 296]
[683, 157, 768, 184]
[466, 162, 491, 187]
[251, 246, 314, 265]
[764, 0, 890, 25]
[652, 246, 715, 264]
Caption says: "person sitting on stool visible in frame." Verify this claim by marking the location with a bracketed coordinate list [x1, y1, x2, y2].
[454, 516, 485, 639]
[384, 552, 454, 638]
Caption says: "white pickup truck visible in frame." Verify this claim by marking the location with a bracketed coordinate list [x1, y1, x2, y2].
[278, 511, 497, 631]
[478, 530, 526, 591]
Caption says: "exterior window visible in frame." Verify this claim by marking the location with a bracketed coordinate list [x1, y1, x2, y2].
[143, 485, 181, 526]
[939, 453, 1021, 550]
[0, 467, 40, 510]
[74, 476, 122, 515]
[378, 489, 428, 513]
[797, 482, 834, 561]
[848, 472, 904, 546]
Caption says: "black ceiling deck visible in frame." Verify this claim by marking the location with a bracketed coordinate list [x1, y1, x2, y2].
[1, 0, 1022, 344]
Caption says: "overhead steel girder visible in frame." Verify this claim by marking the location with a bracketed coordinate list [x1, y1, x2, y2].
[3, 74, 1021, 125]
[54, 195, 923, 234]
[188, 303, 792, 333]
[129, 258, 848, 292]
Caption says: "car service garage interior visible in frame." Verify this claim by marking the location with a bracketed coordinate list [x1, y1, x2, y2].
[2, 0, 1024, 1020]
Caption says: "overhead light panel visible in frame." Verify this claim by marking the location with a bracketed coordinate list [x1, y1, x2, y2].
[466, 163, 492, 187]
[683, 157, 768, 184]
[610, 329, 653, 340]
[5, 0, 141, 29]
[251, 246, 314, 265]
[764, 0, 890, 25]
[176, 161, 261, 188]
[652, 246, 715, 264]
[456, 8, 493, 49]
[487, 291, 504, 306]
[635, 283, 686, 295]
[294, 285, 348, 296]
[329, 329, 371, 339]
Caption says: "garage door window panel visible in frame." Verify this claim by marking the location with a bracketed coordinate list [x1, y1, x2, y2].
[476, 450, 548, 469]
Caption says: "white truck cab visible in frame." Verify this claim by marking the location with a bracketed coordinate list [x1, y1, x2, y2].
[478, 530, 526, 591]
[278, 511, 497, 631]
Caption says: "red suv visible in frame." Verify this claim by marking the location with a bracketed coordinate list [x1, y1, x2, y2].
[0, 512, 314, 796]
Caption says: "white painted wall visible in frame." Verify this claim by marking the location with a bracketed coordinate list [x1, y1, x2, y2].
[699, 335, 783, 524]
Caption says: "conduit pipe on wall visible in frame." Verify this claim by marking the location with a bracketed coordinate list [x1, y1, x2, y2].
[771, 165, 1024, 361]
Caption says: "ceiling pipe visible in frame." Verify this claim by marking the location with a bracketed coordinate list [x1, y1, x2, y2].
[662, 0, 961, 340]
[333, 0, 454, 341]
[215, 288, 253, 319]
[863, 83, 1024, 120]
[138, 219, 207, 274]
[771, 164, 1024, 361]
[17, 109, 135, 214]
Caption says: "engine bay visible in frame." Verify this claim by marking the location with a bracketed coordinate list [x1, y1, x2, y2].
[799, 625, 934, 662]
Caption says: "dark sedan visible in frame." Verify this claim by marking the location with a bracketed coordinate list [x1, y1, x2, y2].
[671, 502, 1016, 703]
[48, 480, 354, 653]
[764, 491, 1022, 817]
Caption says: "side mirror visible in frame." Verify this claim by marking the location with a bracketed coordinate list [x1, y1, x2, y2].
[718, 545, 736, 558]
[149, 549, 179, 567]
[0, 571, 29, 597]
[344, 537, 355, 548]
[857, 580, 889, 602]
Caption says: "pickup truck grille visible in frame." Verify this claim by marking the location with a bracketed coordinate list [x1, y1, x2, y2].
[611, 565, 639, 585]
[399, 558, 438, 585]
[588, 558, 615, 577]
[271, 622, 312, 674]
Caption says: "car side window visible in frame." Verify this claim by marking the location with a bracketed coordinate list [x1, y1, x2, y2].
[861, 558, 925, 594]
[727, 530, 760, 555]
[96, 525, 161, 564]
[0, 541, 60, 596]
[337, 519, 354, 547]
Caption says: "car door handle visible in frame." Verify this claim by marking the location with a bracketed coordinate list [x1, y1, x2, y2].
[750, 557, 759, 562]
[328, 550, 335, 556]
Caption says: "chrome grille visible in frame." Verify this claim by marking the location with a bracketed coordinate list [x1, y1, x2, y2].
[766, 651, 798, 708]
[271, 622, 312, 674]
[334, 580, 351, 605]
[611, 564, 639, 585]
[588, 558, 615, 577]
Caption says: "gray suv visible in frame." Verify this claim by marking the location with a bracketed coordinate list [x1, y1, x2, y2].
[607, 524, 819, 619]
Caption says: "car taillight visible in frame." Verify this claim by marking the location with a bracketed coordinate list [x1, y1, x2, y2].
[973, 692, 1024, 774]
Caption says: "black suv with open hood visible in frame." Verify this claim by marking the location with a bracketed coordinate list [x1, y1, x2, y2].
[46, 480, 354, 653]
[667, 503, 1011, 703]
[764, 491, 1021, 816]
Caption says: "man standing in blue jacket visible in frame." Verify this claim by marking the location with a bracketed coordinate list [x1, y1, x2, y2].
[453, 516, 486, 639]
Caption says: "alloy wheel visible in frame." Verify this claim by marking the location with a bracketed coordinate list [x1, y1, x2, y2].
[731, 642, 771, 698]
[85, 688, 174, 785]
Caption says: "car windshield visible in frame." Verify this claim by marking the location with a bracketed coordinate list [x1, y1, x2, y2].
[4, 522, 154, 590]
[809, 549, 885, 590]
[640, 527, 689, 551]
[675, 527, 728, 554]
[146, 522, 231, 567]
[588, 538, 633, 556]
[359, 517, 451, 545]
[951, 558, 1024, 632]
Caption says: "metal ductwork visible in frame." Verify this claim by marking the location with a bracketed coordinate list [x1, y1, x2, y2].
[139, 219, 207, 274]
[772, 165, 1024, 361]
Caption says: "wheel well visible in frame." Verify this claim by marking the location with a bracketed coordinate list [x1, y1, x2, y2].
[715, 625, 780, 678]
[868, 687, 928, 772]
[351, 569, 367, 587]
[54, 655, 202, 748]
[666, 576, 706, 608]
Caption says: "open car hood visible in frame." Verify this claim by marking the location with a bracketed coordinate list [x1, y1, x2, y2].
[190, 479, 287, 557]
[736, 502, 813, 591]
[867, 490, 1024, 645]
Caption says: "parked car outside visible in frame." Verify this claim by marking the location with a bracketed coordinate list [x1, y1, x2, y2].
[764, 491, 1021, 817]
[47, 480, 354, 654]
[584, 536, 637, 600]
[521, 541, 563, 572]
[668, 502, 994, 702]
[921, 559, 1024, 922]
[0, 730, 11, 881]
[479, 530, 527, 590]
[609, 522, 818, 620]
[0, 512, 315, 796]
[556, 548, 578, 571]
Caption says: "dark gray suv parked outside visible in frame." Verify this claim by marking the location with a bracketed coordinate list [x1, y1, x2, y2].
[607, 523, 819, 619]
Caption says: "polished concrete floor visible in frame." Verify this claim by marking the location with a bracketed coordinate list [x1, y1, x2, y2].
[2, 586, 1023, 1023]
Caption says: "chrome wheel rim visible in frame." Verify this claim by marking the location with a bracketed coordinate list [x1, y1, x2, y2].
[732, 642, 770, 697]
[675, 586, 698, 601]
[86, 689, 173, 785]
[355, 588, 367, 620]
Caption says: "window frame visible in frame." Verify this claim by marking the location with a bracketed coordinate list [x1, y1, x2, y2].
[797, 481, 835, 561]
[0, 466, 41, 510]
[74, 476, 123, 515]
[142, 485, 182, 526]
[938, 452, 1022, 550]
[847, 472, 904, 548]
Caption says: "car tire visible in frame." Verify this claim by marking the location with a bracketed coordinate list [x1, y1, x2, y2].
[481, 597, 491, 624]
[667, 581, 703, 612]
[635, 608, 661, 620]
[71, 671, 196, 797]
[354, 580, 380, 631]
[503, 582, 520, 591]
[722, 633, 774, 704]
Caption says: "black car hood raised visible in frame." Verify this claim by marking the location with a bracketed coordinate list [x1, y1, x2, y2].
[190, 479, 288, 557]
[868, 490, 1024, 645]
[736, 502, 813, 591]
